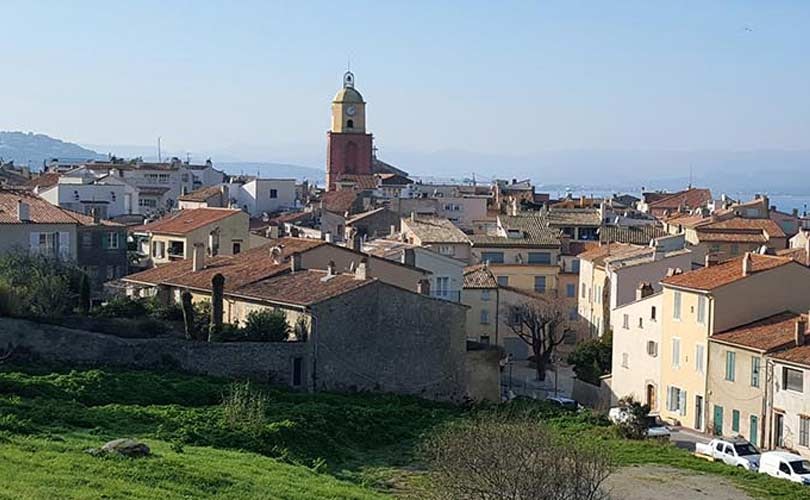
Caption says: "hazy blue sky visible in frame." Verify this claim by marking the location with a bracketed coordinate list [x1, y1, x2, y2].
[2, 1, 809, 161]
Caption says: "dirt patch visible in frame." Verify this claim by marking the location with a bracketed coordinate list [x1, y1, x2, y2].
[605, 464, 752, 500]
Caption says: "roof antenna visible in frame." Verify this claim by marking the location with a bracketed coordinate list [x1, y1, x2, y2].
[157, 137, 162, 163]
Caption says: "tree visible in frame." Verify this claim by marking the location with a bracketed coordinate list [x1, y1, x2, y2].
[422, 416, 613, 500]
[503, 295, 579, 381]
[613, 396, 651, 440]
[567, 331, 612, 385]
[209, 273, 225, 342]
[180, 290, 194, 341]
[242, 309, 290, 342]
[78, 272, 91, 315]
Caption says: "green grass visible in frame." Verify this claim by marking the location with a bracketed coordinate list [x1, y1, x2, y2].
[1, 365, 808, 499]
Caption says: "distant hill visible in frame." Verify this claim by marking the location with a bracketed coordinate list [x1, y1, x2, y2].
[0, 131, 103, 168]
[218, 162, 324, 183]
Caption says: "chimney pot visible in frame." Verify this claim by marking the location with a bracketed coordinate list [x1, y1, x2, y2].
[742, 253, 752, 276]
[192, 243, 205, 272]
[17, 200, 30, 222]
[327, 260, 336, 276]
[354, 258, 368, 280]
[290, 253, 302, 273]
[796, 318, 807, 347]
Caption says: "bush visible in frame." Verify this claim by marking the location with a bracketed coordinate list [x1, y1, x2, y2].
[92, 296, 148, 319]
[143, 296, 184, 321]
[242, 309, 290, 342]
[192, 301, 212, 340]
[0, 280, 24, 317]
[0, 252, 82, 318]
[613, 396, 652, 440]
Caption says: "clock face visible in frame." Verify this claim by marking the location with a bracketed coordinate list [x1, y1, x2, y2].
[345, 105, 356, 116]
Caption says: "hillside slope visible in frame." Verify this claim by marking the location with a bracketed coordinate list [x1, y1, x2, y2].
[0, 131, 102, 166]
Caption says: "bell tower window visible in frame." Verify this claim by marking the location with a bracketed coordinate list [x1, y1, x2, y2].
[347, 119, 354, 129]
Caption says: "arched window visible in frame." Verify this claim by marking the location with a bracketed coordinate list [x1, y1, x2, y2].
[347, 119, 354, 129]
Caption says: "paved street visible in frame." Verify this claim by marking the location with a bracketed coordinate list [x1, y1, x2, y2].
[501, 360, 575, 400]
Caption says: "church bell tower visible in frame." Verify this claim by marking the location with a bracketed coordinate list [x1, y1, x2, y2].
[326, 71, 374, 190]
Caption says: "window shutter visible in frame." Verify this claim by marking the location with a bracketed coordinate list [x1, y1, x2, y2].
[30, 232, 40, 253]
[101, 232, 108, 249]
[666, 387, 673, 411]
[679, 390, 687, 416]
[59, 232, 70, 258]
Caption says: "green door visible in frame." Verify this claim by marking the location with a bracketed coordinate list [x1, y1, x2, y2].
[750, 415, 759, 446]
[713, 405, 724, 436]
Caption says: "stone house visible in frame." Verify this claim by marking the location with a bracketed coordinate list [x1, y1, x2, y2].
[401, 214, 472, 263]
[768, 323, 810, 457]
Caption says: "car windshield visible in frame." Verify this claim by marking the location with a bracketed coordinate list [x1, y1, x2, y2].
[733, 443, 759, 456]
[790, 460, 810, 474]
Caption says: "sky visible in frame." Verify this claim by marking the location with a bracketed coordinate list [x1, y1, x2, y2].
[1, 1, 809, 164]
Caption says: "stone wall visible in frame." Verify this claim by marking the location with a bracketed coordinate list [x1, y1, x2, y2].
[572, 377, 613, 410]
[0, 318, 311, 387]
[465, 342, 503, 402]
[312, 281, 468, 401]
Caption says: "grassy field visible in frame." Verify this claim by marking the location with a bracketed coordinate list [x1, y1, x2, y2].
[1, 365, 808, 499]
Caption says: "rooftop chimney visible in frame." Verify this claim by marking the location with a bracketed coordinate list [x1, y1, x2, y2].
[795, 318, 807, 347]
[636, 282, 655, 301]
[402, 248, 416, 267]
[290, 252, 302, 273]
[270, 245, 284, 265]
[742, 253, 752, 277]
[509, 198, 519, 216]
[417, 278, 431, 295]
[705, 253, 720, 268]
[410, 211, 416, 222]
[327, 260, 336, 276]
[352, 232, 363, 252]
[355, 258, 368, 280]
[17, 200, 30, 223]
[91, 207, 100, 224]
[192, 243, 206, 272]
[324, 232, 333, 244]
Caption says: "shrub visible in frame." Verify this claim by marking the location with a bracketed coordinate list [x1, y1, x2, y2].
[192, 301, 211, 340]
[568, 331, 612, 385]
[0, 280, 24, 317]
[0, 252, 82, 318]
[242, 309, 290, 342]
[143, 296, 184, 321]
[613, 396, 652, 440]
[221, 382, 268, 434]
[92, 296, 148, 319]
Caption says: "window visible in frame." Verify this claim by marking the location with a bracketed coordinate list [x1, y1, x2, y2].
[569, 308, 578, 321]
[784, 367, 804, 392]
[435, 277, 450, 297]
[581, 283, 586, 299]
[232, 241, 242, 255]
[479, 335, 490, 345]
[566, 283, 576, 297]
[697, 296, 706, 324]
[346, 119, 354, 128]
[622, 314, 629, 329]
[481, 252, 504, 264]
[673, 291, 682, 320]
[638, 317, 644, 329]
[801, 416, 810, 447]
[751, 357, 761, 388]
[621, 353, 629, 368]
[571, 259, 580, 273]
[497, 276, 509, 287]
[152, 241, 165, 259]
[696, 344, 705, 373]
[292, 357, 303, 387]
[437, 245, 455, 256]
[667, 386, 686, 416]
[651, 306, 657, 321]
[480, 309, 490, 325]
[732, 410, 740, 433]
[481, 289, 490, 301]
[527, 252, 551, 264]
[35, 232, 61, 257]
[725, 351, 736, 381]
[672, 338, 681, 368]
[647, 341, 658, 357]
[731, 244, 740, 255]
[106, 232, 120, 250]
[139, 198, 158, 208]
[269, 189, 278, 199]
[534, 276, 546, 293]
[81, 232, 93, 248]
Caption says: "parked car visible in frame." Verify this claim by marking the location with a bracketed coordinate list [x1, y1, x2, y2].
[759, 451, 810, 484]
[694, 437, 761, 471]
[608, 407, 671, 440]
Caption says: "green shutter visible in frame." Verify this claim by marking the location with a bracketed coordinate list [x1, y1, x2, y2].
[750, 415, 758, 445]
[101, 232, 108, 249]
[732, 410, 740, 433]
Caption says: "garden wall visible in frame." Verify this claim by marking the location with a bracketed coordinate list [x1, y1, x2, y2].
[0, 317, 311, 388]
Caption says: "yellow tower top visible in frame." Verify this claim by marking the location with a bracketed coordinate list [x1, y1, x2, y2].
[331, 71, 366, 133]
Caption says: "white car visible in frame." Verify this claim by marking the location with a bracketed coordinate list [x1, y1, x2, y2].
[759, 451, 810, 484]
[695, 437, 761, 471]
[608, 407, 671, 439]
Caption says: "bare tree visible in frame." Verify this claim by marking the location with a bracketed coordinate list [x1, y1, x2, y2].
[421, 416, 613, 500]
[503, 295, 579, 381]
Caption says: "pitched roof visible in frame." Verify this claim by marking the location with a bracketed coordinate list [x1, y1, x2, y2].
[695, 217, 786, 243]
[124, 238, 373, 307]
[25, 172, 62, 189]
[335, 174, 378, 190]
[648, 188, 712, 210]
[578, 243, 648, 267]
[346, 207, 389, 225]
[545, 208, 602, 226]
[178, 185, 224, 202]
[131, 208, 242, 235]
[377, 173, 412, 185]
[662, 253, 793, 291]
[599, 225, 668, 245]
[471, 213, 560, 248]
[770, 341, 810, 367]
[0, 187, 121, 226]
[712, 312, 806, 353]
[777, 247, 810, 267]
[403, 216, 469, 244]
[463, 264, 498, 289]
[319, 189, 359, 214]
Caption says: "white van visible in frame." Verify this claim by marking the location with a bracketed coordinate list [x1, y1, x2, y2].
[759, 451, 810, 484]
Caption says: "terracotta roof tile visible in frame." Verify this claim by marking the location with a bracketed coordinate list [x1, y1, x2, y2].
[599, 225, 668, 245]
[0, 187, 121, 226]
[648, 188, 712, 210]
[578, 243, 648, 267]
[234, 270, 374, 306]
[25, 173, 62, 189]
[662, 253, 793, 291]
[777, 247, 810, 267]
[712, 312, 806, 352]
[132, 208, 242, 235]
[403, 216, 469, 244]
[770, 342, 810, 367]
[319, 190, 358, 214]
[178, 185, 224, 202]
[335, 174, 378, 190]
[463, 264, 498, 288]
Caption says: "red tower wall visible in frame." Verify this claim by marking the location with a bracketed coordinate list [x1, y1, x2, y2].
[326, 131, 374, 190]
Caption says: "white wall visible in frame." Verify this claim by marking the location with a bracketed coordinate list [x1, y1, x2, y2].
[39, 182, 127, 218]
[413, 248, 465, 302]
[770, 359, 810, 458]
[227, 179, 296, 216]
[608, 251, 693, 310]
